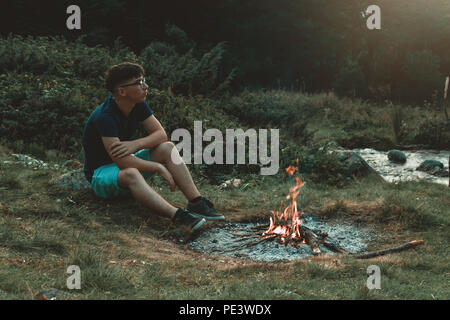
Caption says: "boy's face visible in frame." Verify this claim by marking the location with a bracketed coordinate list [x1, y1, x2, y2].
[116, 75, 148, 103]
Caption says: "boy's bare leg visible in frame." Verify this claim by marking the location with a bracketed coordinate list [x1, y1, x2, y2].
[150, 142, 201, 201]
[118, 167, 178, 218]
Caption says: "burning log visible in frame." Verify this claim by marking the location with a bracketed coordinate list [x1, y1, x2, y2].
[301, 226, 322, 254]
[262, 163, 304, 240]
[246, 234, 278, 247]
[261, 162, 334, 255]
[351, 240, 424, 259]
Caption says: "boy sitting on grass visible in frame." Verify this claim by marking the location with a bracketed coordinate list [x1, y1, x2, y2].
[82, 62, 224, 231]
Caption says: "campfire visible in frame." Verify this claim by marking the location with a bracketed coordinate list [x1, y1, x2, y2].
[256, 160, 424, 258]
[260, 161, 330, 254]
[189, 161, 425, 261]
[262, 161, 306, 245]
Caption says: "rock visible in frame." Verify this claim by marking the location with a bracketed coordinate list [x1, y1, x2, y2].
[303, 142, 383, 181]
[62, 159, 83, 170]
[387, 150, 407, 164]
[50, 169, 91, 191]
[12, 153, 50, 169]
[416, 160, 444, 172]
[219, 178, 242, 189]
[335, 151, 382, 179]
[11, 153, 64, 170]
[45, 149, 59, 158]
[431, 169, 450, 178]
[301, 142, 383, 181]
[319, 141, 345, 152]
[416, 160, 448, 177]
[431, 168, 449, 177]
[35, 288, 75, 300]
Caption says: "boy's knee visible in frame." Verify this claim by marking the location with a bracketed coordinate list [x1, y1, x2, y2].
[162, 141, 175, 152]
[159, 141, 176, 160]
[118, 168, 142, 186]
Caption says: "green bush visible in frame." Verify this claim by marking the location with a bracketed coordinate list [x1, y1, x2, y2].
[221, 89, 317, 142]
[0, 72, 107, 153]
[141, 24, 236, 97]
[414, 115, 450, 148]
[0, 34, 140, 83]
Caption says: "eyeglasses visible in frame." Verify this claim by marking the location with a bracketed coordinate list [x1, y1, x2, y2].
[118, 78, 147, 89]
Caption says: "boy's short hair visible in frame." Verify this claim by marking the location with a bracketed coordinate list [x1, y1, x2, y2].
[105, 62, 145, 93]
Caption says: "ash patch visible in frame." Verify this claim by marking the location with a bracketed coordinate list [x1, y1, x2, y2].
[188, 216, 373, 262]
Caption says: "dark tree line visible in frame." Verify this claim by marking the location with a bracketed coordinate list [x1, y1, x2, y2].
[2, 0, 450, 103]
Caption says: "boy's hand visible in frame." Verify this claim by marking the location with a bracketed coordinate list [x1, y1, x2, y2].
[110, 141, 139, 158]
[157, 164, 176, 192]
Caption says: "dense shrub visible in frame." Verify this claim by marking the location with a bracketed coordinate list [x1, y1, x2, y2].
[0, 72, 107, 153]
[0, 34, 140, 84]
[221, 89, 318, 143]
[141, 24, 236, 97]
[414, 116, 450, 149]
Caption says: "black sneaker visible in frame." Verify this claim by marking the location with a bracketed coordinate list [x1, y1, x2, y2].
[187, 197, 225, 221]
[172, 209, 206, 232]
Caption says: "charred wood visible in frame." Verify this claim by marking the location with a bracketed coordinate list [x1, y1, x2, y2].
[351, 240, 424, 259]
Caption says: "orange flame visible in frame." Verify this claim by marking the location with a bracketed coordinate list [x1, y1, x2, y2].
[263, 160, 305, 243]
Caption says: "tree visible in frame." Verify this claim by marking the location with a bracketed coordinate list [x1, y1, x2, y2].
[401, 50, 443, 102]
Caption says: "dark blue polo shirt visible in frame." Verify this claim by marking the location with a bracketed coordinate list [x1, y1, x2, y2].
[82, 96, 153, 183]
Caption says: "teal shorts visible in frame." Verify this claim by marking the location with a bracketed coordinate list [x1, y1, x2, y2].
[91, 149, 151, 199]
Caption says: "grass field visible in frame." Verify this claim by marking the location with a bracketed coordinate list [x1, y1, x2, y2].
[0, 145, 448, 300]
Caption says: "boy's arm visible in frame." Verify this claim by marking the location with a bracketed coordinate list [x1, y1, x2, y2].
[102, 136, 162, 172]
[140, 114, 168, 148]
[103, 136, 176, 191]
[109, 115, 168, 158]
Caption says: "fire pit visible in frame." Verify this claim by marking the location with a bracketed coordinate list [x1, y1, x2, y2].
[189, 161, 425, 262]
[188, 217, 373, 262]
[189, 162, 373, 262]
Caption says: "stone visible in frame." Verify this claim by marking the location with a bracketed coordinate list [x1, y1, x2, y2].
[319, 140, 345, 152]
[430, 167, 449, 177]
[219, 178, 242, 189]
[35, 288, 75, 300]
[416, 160, 448, 177]
[45, 149, 59, 158]
[62, 159, 83, 170]
[50, 169, 91, 191]
[416, 160, 444, 172]
[335, 150, 381, 178]
[387, 150, 407, 164]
